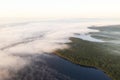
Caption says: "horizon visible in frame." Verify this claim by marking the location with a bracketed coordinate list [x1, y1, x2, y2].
[0, 17, 120, 25]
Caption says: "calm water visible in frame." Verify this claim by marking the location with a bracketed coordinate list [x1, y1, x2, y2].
[13, 53, 111, 80]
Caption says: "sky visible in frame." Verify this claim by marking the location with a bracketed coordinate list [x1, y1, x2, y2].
[0, 0, 120, 18]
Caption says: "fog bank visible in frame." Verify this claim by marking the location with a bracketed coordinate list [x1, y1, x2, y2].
[0, 19, 119, 79]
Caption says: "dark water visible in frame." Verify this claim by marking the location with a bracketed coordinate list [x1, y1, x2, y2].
[40, 54, 111, 80]
[12, 53, 111, 80]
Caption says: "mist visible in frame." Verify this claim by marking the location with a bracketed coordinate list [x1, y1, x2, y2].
[0, 19, 119, 79]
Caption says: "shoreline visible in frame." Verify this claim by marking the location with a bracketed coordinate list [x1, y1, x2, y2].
[54, 35, 120, 80]
[53, 51, 111, 79]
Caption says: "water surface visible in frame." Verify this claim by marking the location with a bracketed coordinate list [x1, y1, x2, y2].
[12, 53, 111, 80]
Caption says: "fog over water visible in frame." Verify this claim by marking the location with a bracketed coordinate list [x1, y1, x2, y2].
[0, 18, 119, 79]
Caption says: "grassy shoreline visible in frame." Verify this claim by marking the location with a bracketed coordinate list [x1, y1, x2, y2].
[54, 37, 120, 80]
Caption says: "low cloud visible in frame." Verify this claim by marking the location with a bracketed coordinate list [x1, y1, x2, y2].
[0, 20, 105, 79]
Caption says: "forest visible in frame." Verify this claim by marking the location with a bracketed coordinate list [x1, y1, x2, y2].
[55, 37, 120, 80]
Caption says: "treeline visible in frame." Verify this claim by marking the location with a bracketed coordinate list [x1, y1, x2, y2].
[55, 38, 120, 80]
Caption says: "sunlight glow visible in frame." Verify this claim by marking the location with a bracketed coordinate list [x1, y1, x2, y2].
[0, 0, 120, 18]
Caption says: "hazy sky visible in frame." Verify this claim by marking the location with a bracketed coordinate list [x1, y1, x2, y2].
[0, 0, 120, 18]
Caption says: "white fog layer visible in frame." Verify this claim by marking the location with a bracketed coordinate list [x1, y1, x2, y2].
[0, 19, 119, 79]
